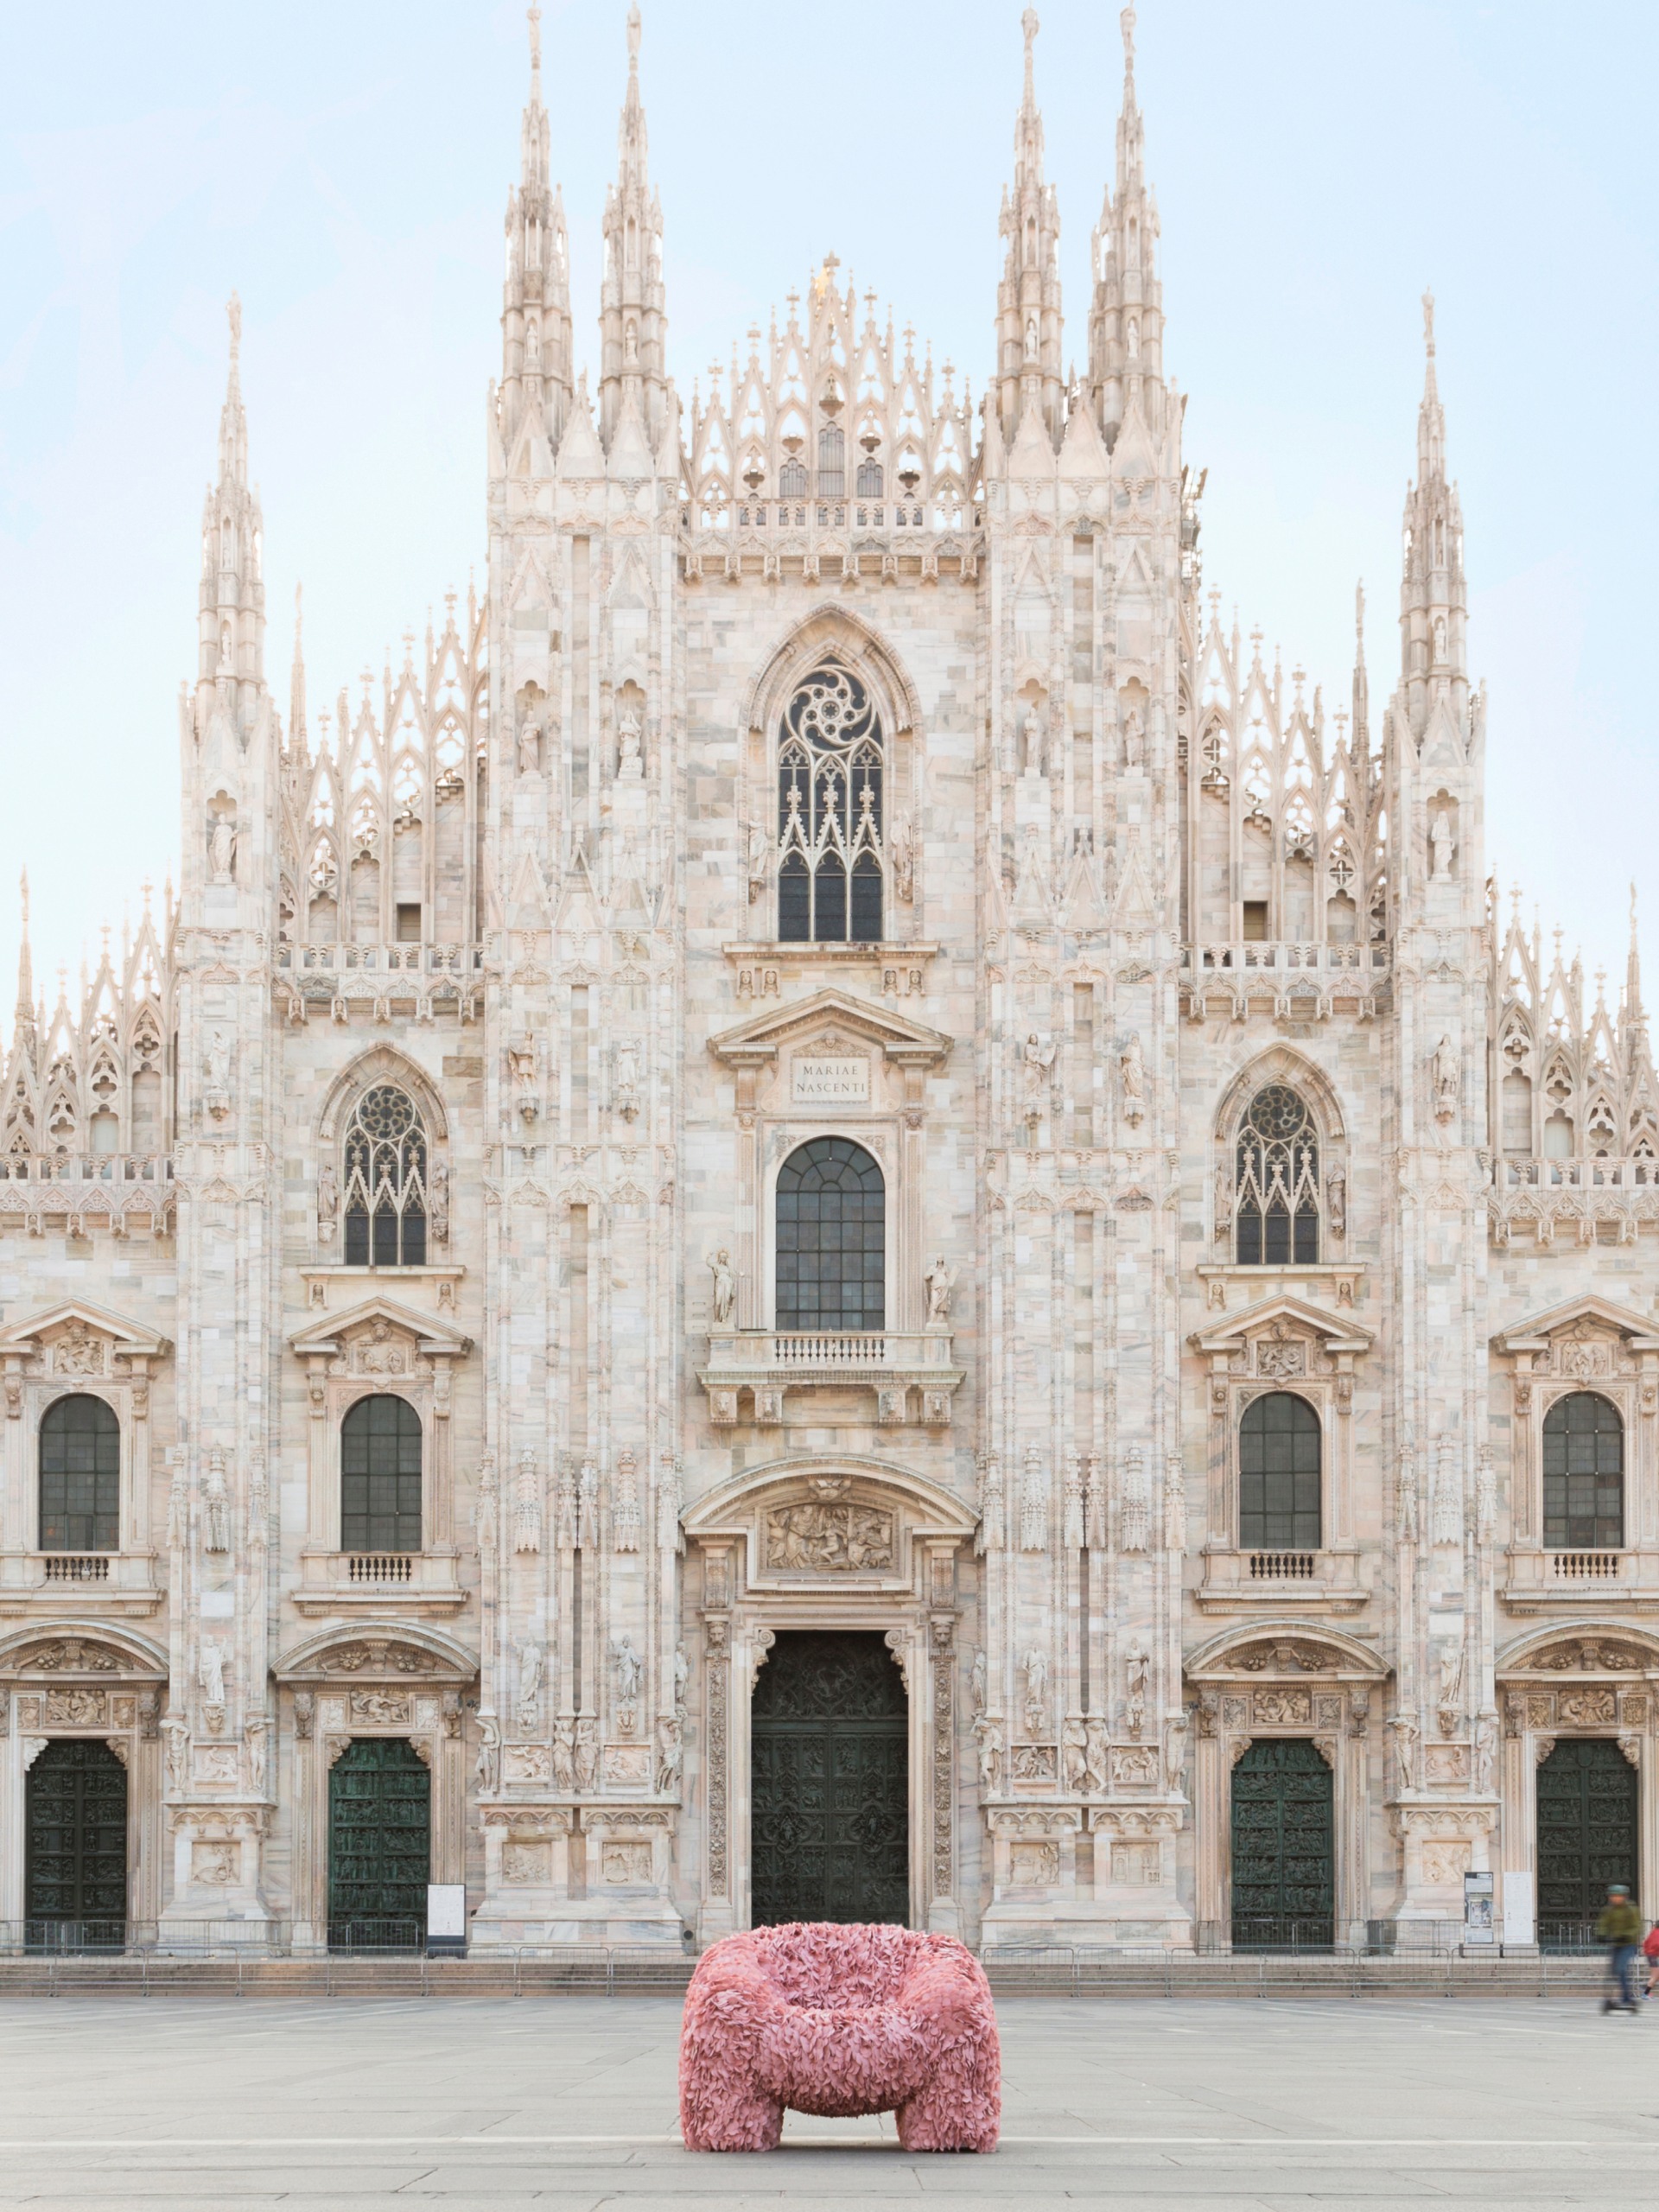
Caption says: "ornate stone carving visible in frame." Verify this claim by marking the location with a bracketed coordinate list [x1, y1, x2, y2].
[765, 1502, 893, 1572]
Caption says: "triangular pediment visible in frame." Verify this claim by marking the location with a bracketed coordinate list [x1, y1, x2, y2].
[0, 1298, 169, 1360]
[708, 988, 952, 1070]
[1492, 1294, 1659, 1358]
[288, 1294, 472, 1360]
[1189, 1292, 1374, 1357]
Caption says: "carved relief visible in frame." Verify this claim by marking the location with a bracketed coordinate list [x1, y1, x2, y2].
[765, 1502, 893, 1573]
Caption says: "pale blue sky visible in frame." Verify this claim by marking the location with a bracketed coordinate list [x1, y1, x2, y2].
[2, 1, 1655, 998]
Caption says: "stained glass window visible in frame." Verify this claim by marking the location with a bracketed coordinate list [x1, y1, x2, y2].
[342, 1085, 428, 1267]
[1236, 1084, 1320, 1265]
[777, 665, 884, 944]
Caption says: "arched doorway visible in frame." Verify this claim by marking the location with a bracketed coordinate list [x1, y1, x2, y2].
[328, 1738, 430, 1949]
[1536, 1738, 1637, 1940]
[1230, 1738, 1333, 1948]
[26, 1739, 128, 1944]
[751, 1631, 908, 1928]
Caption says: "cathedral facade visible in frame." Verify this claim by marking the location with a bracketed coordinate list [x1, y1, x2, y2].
[3, 8, 1656, 1952]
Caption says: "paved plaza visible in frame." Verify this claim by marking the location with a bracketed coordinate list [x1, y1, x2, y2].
[0, 1995, 1655, 2208]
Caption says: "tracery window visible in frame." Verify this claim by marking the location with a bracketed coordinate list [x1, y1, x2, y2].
[340, 1395, 423, 1553]
[39, 1395, 120, 1552]
[777, 666, 884, 944]
[855, 456, 884, 499]
[342, 1085, 428, 1267]
[817, 425, 845, 499]
[1235, 1085, 1320, 1266]
[1542, 1392, 1623, 1550]
[1239, 1392, 1321, 1550]
[776, 1138, 885, 1332]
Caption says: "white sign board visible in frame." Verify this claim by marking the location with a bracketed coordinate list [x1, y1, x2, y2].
[1502, 1869, 1535, 1949]
[791, 1056, 870, 1108]
[427, 1884, 467, 1940]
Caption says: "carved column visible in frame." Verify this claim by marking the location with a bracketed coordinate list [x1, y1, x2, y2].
[928, 1601, 958, 1936]
[1192, 1691, 1224, 1937]
[698, 1538, 734, 1942]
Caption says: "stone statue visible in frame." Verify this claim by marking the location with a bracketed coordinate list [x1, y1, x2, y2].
[745, 819, 770, 903]
[1061, 1716, 1088, 1793]
[974, 1715, 1003, 1795]
[517, 1637, 543, 1732]
[1021, 1647, 1049, 1736]
[708, 1248, 735, 1326]
[1122, 706, 1145, 770]
[474, 1453, 499, 1553]
[924, 1255, 954, 1325]
[208, 814, 236, 886]
[573, 1718, 598, 1790]
[1325, 1163, 1346, 1241]
[202, 1450, 230, 1554]
[203, 1030, 231, 1095]
[474, 1713, 500, 1793]
[1022, 1033, 1055, 1117]
[1119, 1031, 1146, 1125]
[891, 815, 915, 902]
[1020, 701, 1045, 777]
[1390, 1713, 1419, 1793]
[551, 1719, 575, 1789]
[1432, 1033, 1459, 1121]
[616, 706, 643, 779]
[317, 1159, 339, 1230]
[970, 1648, 988, 1716]
[517, 718, 541, 775]
[613, 1635, 643, 1709]
[246, 1719, 268, 1796]
[428, 1155, 449, 1242]
[1474, 1713, 1497, 1794]
[655, 1714, 683, 1795]
[1125, 1642, 1150, 1738]
[198, 1638, 226, 1709]
[1165, 1711, 1190, 1794]
[1083, 1718, 1109, 1796]
[673, 1644, 690, 1716]
[1430, 808, 1454, 881]
[162, 1716, 189, 1794]
[614, 1044, 640, 1122]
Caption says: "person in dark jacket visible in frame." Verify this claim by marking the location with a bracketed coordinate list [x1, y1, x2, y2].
[1595, 1885, 1643, 2012]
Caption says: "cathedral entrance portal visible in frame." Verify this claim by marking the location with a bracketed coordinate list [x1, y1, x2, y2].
[1229, 1738, 1333, 1948]
[1536, 1738, 1637, 1939]
[751, 1631, 909, 1927]
[327, 1738, 430, 1948]
[25, 1739, 128, 1945]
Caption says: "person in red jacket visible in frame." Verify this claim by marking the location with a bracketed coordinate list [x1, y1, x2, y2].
[1641, 1917, 1659, 2001]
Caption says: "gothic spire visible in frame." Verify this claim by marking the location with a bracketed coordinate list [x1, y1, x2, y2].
[12, 872, 36, 1065]
[195, 293, 266, 732]
[994, 8, 1064, 449]
[1399, 289, 1467, 738]
[500, 3, 573, 463]
[1628, 884, 1646, 1042]
[599, 2, 668, 454]
[1351, 582, 1370, 757]
[1087, 5, 1164, 451]
[289, 582, 308, 749]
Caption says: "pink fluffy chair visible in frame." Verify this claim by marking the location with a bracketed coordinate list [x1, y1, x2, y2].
[678, 1921, 1001, 2152]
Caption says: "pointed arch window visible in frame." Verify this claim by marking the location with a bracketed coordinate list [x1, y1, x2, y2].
[777, 665, 884, 944]
[817, 426, 845, 499]
[342, 1085, 428, 1267]
[776, 1137, 885, 1332]
[1542, 1392, 1623, 1550]
[1236, 1084, 1320, 1265]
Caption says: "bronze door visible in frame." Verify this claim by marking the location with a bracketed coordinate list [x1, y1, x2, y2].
[1230, 1736, 1334, 1947]
[26, 1738, 128, 1942]
[751, 1630, 909, 1926]
[1536, 1737, 1637, 1931]
[327, 1737, 431, 1948]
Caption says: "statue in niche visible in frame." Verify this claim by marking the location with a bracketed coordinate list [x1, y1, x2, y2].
[428, 1156, 449, 1242]
[1061, 1716, 1088, 1793]
[890, 816, 915, 903]
[970, 1649, 988, 1716]
[1020, 701, 1045, 778]
[613, 1045, 640, 1123]
[474, 1713, 500, 1794]
[517, 1637, 543, 1733]
[1021, 1033, 1056, 1120]
[613, 1635, 643, 1711]
[1122, 707, 1145, 770]
[317, 1159, 339, 1233]
[203, 1031, 231, 1096]
[1126, 315, 1141, 359]
[974, 1715, 1003, 1795]
[1325, 1163, 1346, 1241]
[924, 1255, 955, 1326]
[655, 1714, 683, 1795]
[745, 819, 770, 904]
[1432, 1033, 1459, 1122]
[1119, 1032, 1146, 1127]
[708, 1249, 735, 1327]
[1125, 1642, 1150, 1738]
[208, 814, 237, 886]
[616, 706, 643, 779]
[551, 1719, 575, 1789]
[1429, 809, 1455, 881]
[517, 718, 542, 776]
[246, 1719, 268, 1797]
[574, 1719, 598, 1790]
[198, 1638, 227, 1710]
[203, 1451, 231, 1554]
[1021, 1647, 1049, 1736]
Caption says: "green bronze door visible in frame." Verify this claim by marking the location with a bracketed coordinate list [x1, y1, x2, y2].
[25, 1739, 128, 1943]
[1536, 1738, 1637, 1934]
[751, 1630, 909, 1927]
[327, 1737, 430, 1948]
[1230, 1737, 1334, 1947]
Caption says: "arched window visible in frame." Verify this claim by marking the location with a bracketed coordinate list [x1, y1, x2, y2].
[1542, 1392, 1623, 1549]
[777, 665, 884, 944]
[39, 1395, 120, 1552]
[779, 455, 807, 500]
[776, 1137, 885, 1332]
[342, 1085, 428, 1267]
[855, 456, 884, 499]
[340, 1395, 423, 1554]
[1236, 1085, 1320, 1265]
[817, 425, 845, 499]
[1239, 1392, 1321, 1551]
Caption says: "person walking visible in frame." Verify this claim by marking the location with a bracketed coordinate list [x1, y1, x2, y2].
[1595, 1884, 1642, 2013]
[1641, 1917, 1659, 2001]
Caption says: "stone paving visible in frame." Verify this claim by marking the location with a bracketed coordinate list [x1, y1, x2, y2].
[0, 1995, 1655, 2208]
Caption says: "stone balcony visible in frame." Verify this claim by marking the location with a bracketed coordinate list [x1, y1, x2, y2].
[273, 942, 484, 1025]
[1501, 1546, 1659, 1614]
[291, 1548, 467, 1618]
[1180, 942, 1390, 1023]
[0, 1550, 165, 1618]
[1195, 1544, 1367, 1616]
[697, 1327, 964, 1428]
[679, 499, 982, 586]
[0, 1154, 173, 1235]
